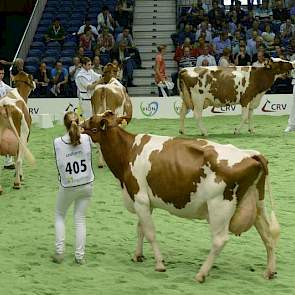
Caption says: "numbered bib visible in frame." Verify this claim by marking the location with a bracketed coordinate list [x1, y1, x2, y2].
[54, 134, 94, 187]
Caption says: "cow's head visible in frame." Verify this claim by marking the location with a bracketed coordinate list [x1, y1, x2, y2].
[264, 58, 294, 77]
[12, 71, 36, 102]
[81, 110, 131, 143]
[103, 63, 119, 83]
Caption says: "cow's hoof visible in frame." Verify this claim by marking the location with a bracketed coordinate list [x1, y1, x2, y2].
[13, 183, 21, 190]
[248, 129, 255, 134]
[195, 272, 206, 283]
[234, 128, 240, 135]
[132, 255, 145, 262]
[98, 165, 104, 169]
[155, 261, 166, 272]
[0, 187, 3, 195]
[264, 270, 277, 280]
[179, 130, 184, 135]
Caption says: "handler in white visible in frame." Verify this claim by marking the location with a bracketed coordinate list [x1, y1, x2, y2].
[75, 57, 103, 118]
[0, 65, 16, 169]
[285, 53, 295, 132]
[52, 111, 94, 264]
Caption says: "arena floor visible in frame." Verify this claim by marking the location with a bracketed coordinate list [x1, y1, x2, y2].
[0, 116, 294, 295]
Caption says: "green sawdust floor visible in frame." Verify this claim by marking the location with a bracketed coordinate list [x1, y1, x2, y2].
[0, 116, 294, 295]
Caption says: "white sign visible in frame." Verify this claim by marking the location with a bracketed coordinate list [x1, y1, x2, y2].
[28, 94, 293, 121]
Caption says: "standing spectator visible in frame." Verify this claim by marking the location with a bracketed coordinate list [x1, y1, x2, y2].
[69, 57, 82, 97]
[96, 26, 115, 65]
[154, 45, 169, 97]
[196, 45, 217, 66]
[79, 27, 94, 51]
[77, 18, 99, 39]
[34, 62, 51, 97]
[50, 61, 69, 97]
[92, 56, 103, 75]
[52, 111, 94, 265]
[212, 31, 231, 58]
[111, 40, 136, 87]
[116, 27, 143, 68]
[284, 53, 295, 132]
[234, 44, 251, 65]
[44, 18, 65, 44]
[97, 6, 115, 33]
[218, 47, 234, 66]
[252, 50, 266, 67]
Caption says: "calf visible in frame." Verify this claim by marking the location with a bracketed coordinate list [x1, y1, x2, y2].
[82, 111, 280, 282]
[178, 58, 295, 136]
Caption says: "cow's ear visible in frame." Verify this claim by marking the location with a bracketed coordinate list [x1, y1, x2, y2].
[117, 116, 130, 126]
[100, 118, 108, 131]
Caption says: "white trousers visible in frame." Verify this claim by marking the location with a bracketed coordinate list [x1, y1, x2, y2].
[4, 155, 14, 166]
[55, 182, 93, 260]
[81, 99, 92, 119]
[287, 85, 295, 128]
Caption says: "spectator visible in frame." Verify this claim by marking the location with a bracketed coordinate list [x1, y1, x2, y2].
[231, 30, 243, 49]
[111, 40, 136, 87]
[233, 39, 251, 56]
[247, 30, 259, 57]
[254, 1, 273, 22]
[69, 57, 82, 97]
[261, 23, 275, 49]
[154, 45, 169, 97]
[218, 47, 234, 66]
[114, 3, 131, 33]
[187, 3, 206, 28]
[196, 45, 217, 66]
[79, 26, 94, 51]
[97, 6, 115, 33]
[34, 62, 51, 97]
[208, 1, 226, 29]
[234, 1, 246, 23]
[194, 36, 214, 56]
[50, 61, 69, 97]
[246, 20, 262, 40]
[280, 18, 295, 45]
[44, 18, 65, 43]
[272, 0, 289, 23]
[96, 26, 115, 65]
[77, 18, 99, 39]
[234, 44, 251, 65]
[0, 58, 24, 77]
[174, 38, 193, 63]
[251, 36, 268, 61]
[286, 37, 295, 58]
[92, 56, 103, 75]
[76, 46, 85, 60]
[195, 21, 213, 43]
[212, 30, 231, 57]
[177, 24, 196, 45]
[111, 59, 123, 81]
[272, 45, 286, 58]
[116, 27, 143, 68]
[252, 50, 266, 67]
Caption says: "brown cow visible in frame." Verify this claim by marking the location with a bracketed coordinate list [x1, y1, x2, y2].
[11, 71, 36, 103]
[178, 58, 295, 136]
[81, 111, 280, 283]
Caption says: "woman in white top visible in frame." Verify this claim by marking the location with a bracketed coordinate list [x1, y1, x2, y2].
[218, 48, 234, 67]
[52, 111, 94, 264]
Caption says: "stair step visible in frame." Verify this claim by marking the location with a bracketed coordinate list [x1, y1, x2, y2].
[139, 45, 174, 53]
[133, 24, 176, 32]
[134, 18, 176, 25]
[133, 77, 156, 85]
[141, 52, 174, 60]
[134, 6, 175, 13]
[134, 12, 175, 19]
[128, 85, 158, 96]
[135, 38, 173, 46]
[134, 31, 174, 38]
[135, 0, 176, 7]
[134, 67, 177, 77]
[142, 60, 177, 67]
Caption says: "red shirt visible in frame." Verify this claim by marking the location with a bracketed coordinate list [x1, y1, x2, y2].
[155, 53, 166, 84]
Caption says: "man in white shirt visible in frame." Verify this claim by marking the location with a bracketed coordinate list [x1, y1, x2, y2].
[196, 45, 216, 66]
[285, 53, 295, 132]
[77, 18, 99, 40]
[0, 65, 16, 169]
[97, 6, 114, 33]
[252, 50, 265, 67]
[75, 57, 104, 118]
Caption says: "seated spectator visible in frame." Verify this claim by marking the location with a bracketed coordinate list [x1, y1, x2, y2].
[246, 20, 262, 40]
[92, 56, 103, 75]
[187, 3, 206, 28]
[194, 36, 214, 56]
[232, 39, 250, 56]
[114, 3, 132, 34]
[252, 45, 270, 63]
[34, 62, 51, 97]
[44, 18, 65, 43]
[177, 24, 196, 45]
[247, 30, 259, 57]
[254, 1, 273, 22]
[218, 47, 234, 66]
[252, 49, 266, 67]
[69, 57, 81, 97]
[76, 46, 85, 60]
[174, 38, 193, 63]
[286, 36, 295, 58]
[97, 6, 115, 33]
[251, 36, 267, 61]
[212, 30, 231, 58]
[208, 1, 226, 29]
[272, 0, 289, 24]
[116, 27, 143, 68]
[280, 18, 295, 45]
[50, 61, 69, 97]
[261, 23, 275, 49]
[77, 18, 99, 39]
[79, 26, 94, 51]
[231, 30, 243, 49]
[111, 59, 123, 81]
[195, 21, 212, 43]
[272, 45, 286, 58]
[234, 1, 246, 23]
[96, 26, 115, 65]
[234, 44, 251, 65]
[111, 40, 136, 87]
[196, 45, 217, 66]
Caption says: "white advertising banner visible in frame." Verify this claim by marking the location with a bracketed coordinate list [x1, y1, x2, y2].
[27, 94, 293, 121]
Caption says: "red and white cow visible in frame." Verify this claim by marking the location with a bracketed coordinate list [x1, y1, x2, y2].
[82, 111, 280, 282]
[178, 58, 295, 136]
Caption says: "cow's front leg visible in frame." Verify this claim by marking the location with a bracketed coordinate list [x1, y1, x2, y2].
[196, 197, 234, 283]
[132, 221, 145, 262]
[193, 108, 208, 136]
[248, 109, 255, 133]
[96, 143, 105, 168]
[134, 197, 165, 272]
[13, 154, 21, 189]
[179, 102, 187, 135]
[234, 106, 249, 134]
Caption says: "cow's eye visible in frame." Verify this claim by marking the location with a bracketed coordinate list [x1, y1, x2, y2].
[91, 128, 98, 133]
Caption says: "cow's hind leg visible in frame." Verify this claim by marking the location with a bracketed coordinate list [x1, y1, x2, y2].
[132, 221, 145, 262]
[97, 143, 105, 168]
[196, 196, 235, 283]
[13, 153, 21, 189]
[134, 197, 165, 271]
[254, 201, 277, 279]
[193, 108, 208, 137]
[235, 106, 249, 134]
[248, 109, 255, 133]
[179, 102, 187, 135]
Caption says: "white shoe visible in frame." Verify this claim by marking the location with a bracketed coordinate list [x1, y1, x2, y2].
[284, 126, 295, 132]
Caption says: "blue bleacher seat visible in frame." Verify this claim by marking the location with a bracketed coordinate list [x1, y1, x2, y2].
[42, 12, 54, 20]
[36, 26, 48, 34]
[25, 65, 38, 75]
[25, 56, 40, 65]
[61, 49, 75, 57]
[60, 56, 73, 66]
[33, 33, 44, 42]
[63, 40, 77, 48]
[31, 41, 45, 50]
[39, 19, 52, 27]
[44, 48, 61, 58]
[42, 56, 57, 66]
[47, 41, 61, 48]
[28, 49, 43, 58]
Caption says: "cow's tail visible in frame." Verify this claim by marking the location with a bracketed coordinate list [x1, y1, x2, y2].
[6, 107, 35, 165]
[177, 70, 193, 110]
[254, 154, 280, 246]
